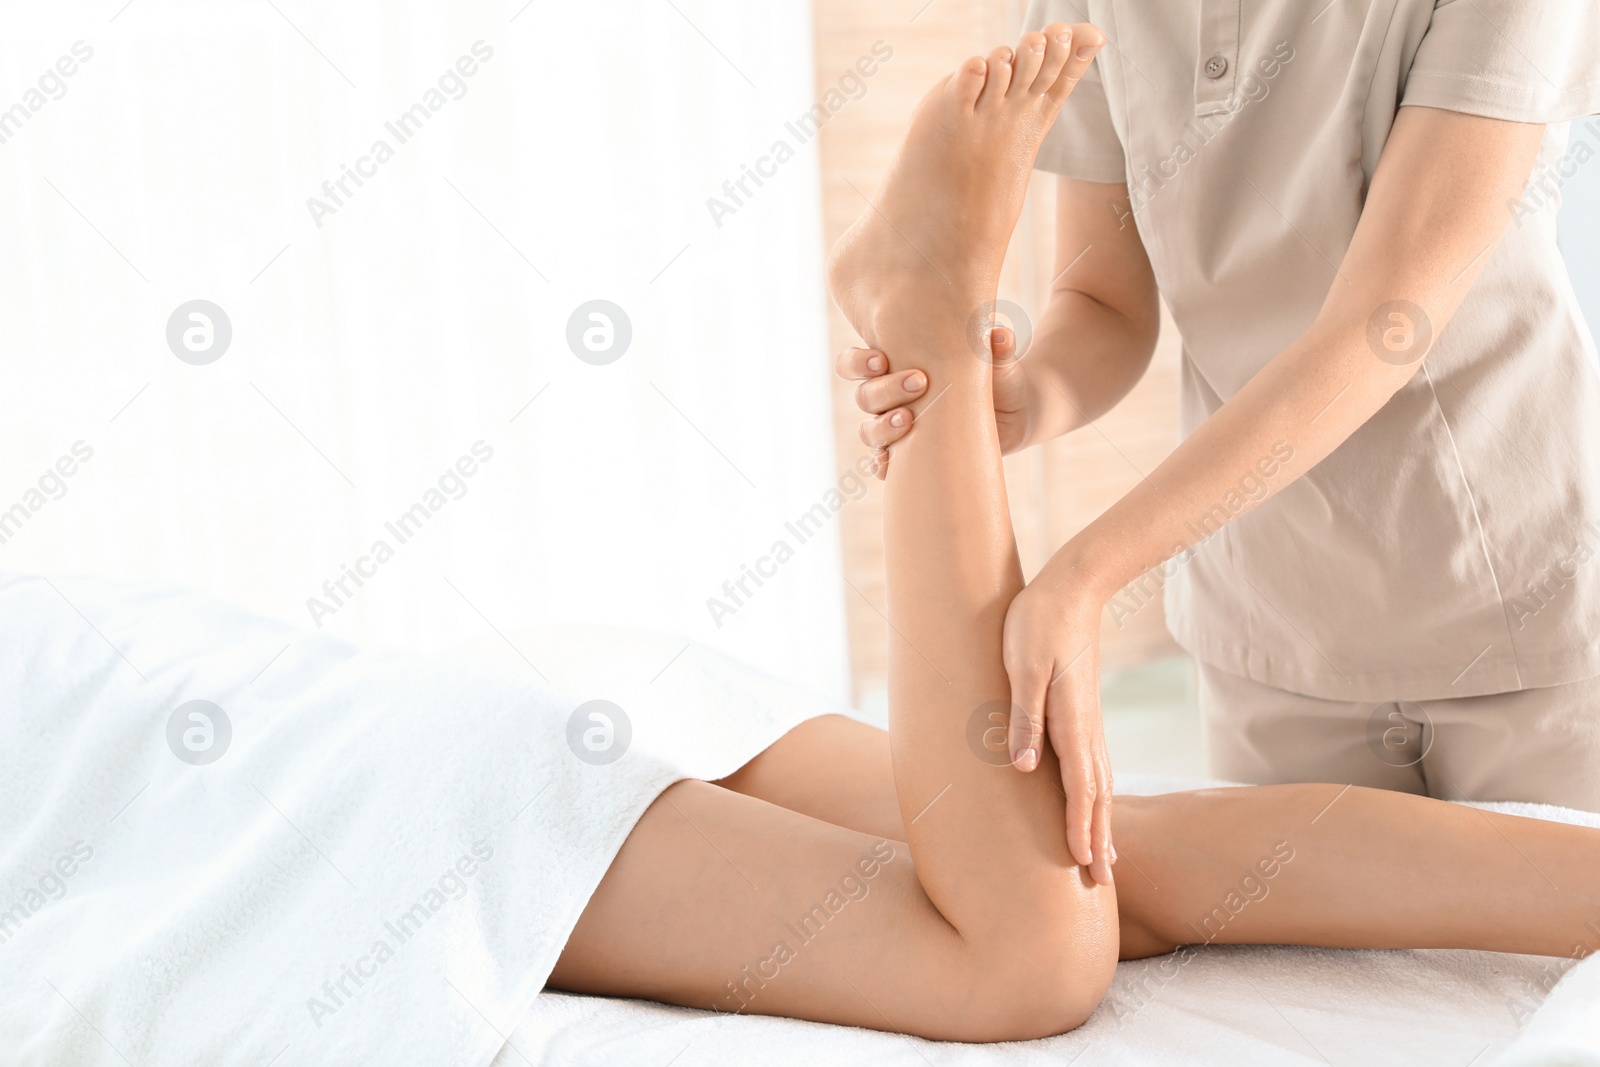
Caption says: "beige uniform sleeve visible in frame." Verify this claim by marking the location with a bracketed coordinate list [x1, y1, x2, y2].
[1402, 0, 1600, 122]
[1024, 0, 1127, 181]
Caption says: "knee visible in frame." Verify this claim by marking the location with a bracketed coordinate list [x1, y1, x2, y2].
[953, 867, 1121, 1041]
[940, 935, 1118, 1042]
[1021, 936, 1118, 1038]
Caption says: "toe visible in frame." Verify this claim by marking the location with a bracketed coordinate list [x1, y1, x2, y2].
[946, 55, 988, 109]
[1046, 23, 1106, 103]
[977, 45, 1015, 108]
[1030, 22, 1074, 94]
[1008, 32, 1047, 98]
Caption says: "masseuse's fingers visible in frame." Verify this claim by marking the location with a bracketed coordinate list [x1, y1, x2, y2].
[1001, 606, 1048, 776]
[855, 370, 923, 477]
[1095, 752, 1116, 884]
[1075, 704, 1116, 888]
[839, 345, 927, 480]
[836, 346, 887, 381]
[855, 370, 927, 416]
[1043, 648, 1115, 886]
[988, 324, 1017, 360]
[1006, 668, 1047, 777]
[843, 326, 1007, 479]
[859, 409, 912, 450]
[1003, 580, 1114, 885]
[1049, 694, 1100, 883]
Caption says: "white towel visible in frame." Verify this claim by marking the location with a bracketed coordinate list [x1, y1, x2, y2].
[0, 573, 838, 1066]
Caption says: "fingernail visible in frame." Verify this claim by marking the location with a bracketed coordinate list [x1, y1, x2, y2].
[890, 411, 907, 427]
[1076, 43, 1097, 59]
[867, 355, 885, 373]
[1029, 38, 1046, 53]
[905, 372, 926, 392]
[1110, 844, 1119, 863]
[1015, 747, 1038, 772]
[1056, 31, 1073, 45]
[992, 326, 1011, 346]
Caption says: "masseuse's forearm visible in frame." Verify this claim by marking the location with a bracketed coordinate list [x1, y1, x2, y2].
[1017, 289, 1158, 448]
[1039, 318, 1414, 597]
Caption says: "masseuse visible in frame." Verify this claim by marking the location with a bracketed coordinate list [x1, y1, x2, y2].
[839, 0, 1600, 883]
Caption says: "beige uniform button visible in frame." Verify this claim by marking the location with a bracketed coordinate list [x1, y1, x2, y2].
[1203, 54, 1229, 79]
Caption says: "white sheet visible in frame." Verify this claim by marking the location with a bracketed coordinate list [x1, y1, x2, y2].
[1496, 950, 1600, 1067]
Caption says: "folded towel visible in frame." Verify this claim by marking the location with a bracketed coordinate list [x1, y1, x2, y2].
[0, 573, 837, 1066]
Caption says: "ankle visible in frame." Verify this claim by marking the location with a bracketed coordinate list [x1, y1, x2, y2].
[864, 291, 997, 366]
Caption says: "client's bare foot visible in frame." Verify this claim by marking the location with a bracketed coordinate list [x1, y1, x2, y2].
[827, 22, 1105, 353]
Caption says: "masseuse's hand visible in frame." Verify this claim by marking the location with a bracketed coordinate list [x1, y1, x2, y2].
[1002, 569, 1116, 886]
[837, 327, 1031, 478]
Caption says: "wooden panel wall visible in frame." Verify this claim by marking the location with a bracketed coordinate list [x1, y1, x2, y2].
[811, 0, 1185, 707]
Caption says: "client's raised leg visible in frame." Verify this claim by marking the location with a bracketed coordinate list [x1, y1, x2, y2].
[549, 24, 1115, 1042]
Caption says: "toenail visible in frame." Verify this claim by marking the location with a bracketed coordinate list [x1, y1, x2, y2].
[905, 372, 926, 392]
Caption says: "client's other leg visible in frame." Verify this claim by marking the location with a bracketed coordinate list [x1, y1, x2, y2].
[714, 715, 904, 840]
[1113, 784, 1600, 958]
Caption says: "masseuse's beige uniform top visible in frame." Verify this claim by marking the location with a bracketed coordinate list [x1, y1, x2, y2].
[1024, 0, 1600, 802]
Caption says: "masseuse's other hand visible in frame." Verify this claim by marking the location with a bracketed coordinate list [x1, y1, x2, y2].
[1002, 574, 1115, 886]
[837, 327, 1031, 478]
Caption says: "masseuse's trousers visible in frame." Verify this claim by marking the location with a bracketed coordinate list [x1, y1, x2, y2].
[1200, 663, 1600, 812]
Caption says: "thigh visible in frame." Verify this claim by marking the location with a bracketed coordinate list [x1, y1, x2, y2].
[1423, 675, 1600, 811]
[1198, 663, 1426, 793]
[549, 779, 971, 1034]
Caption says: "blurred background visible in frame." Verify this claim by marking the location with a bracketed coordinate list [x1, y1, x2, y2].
[2, 0, 1596, 778]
